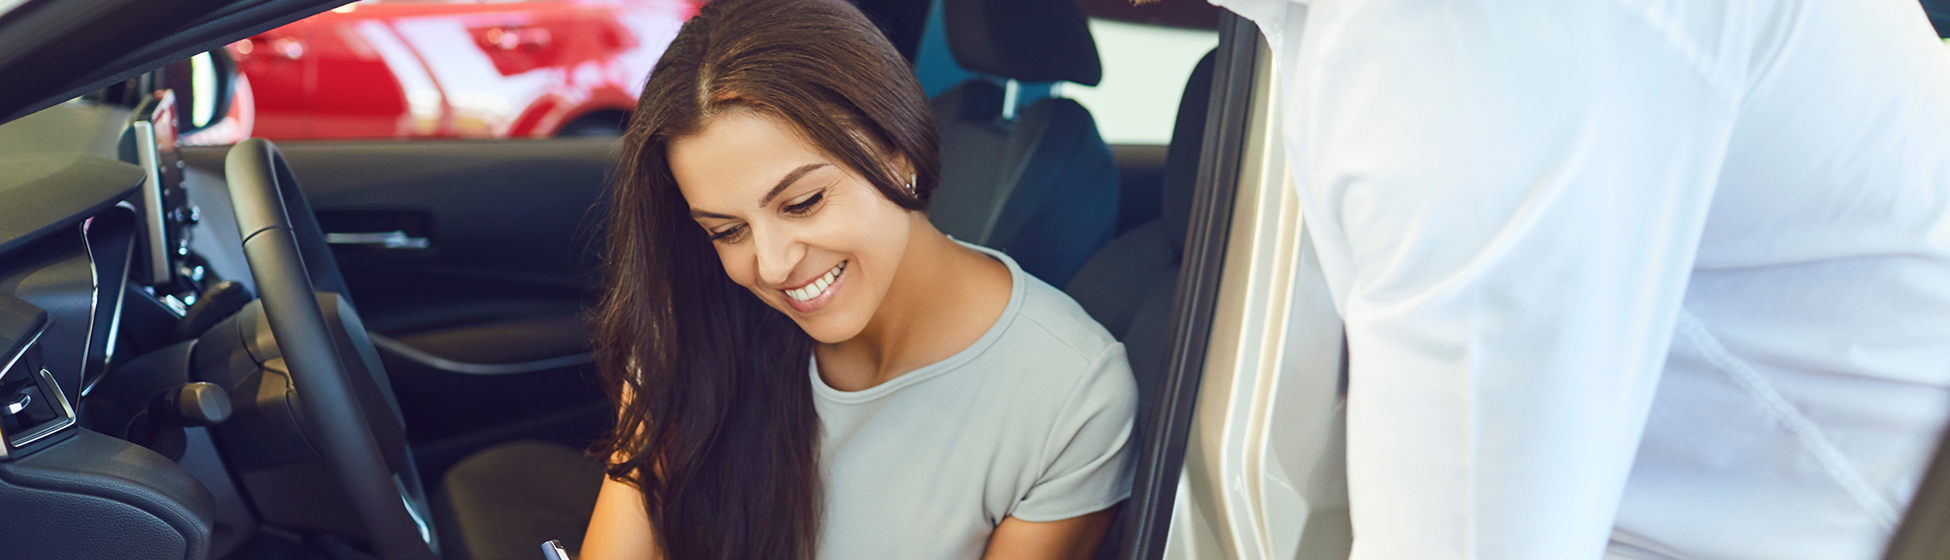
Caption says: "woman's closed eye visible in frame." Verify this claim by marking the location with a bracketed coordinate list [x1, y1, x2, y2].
[709, 223, 747, 243]
[705, 185, 827, 243]
[782, 189, 825, 216]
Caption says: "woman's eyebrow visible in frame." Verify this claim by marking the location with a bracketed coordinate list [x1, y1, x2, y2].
[758, 163, 831, 207]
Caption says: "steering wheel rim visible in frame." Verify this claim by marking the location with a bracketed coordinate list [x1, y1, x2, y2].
[224, 138, 437, 560]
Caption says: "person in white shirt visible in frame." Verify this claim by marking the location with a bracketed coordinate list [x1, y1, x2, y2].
[1206, 0, 1950, 557]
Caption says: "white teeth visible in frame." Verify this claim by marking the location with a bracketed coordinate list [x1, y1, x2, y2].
[786, 262, 846, 303]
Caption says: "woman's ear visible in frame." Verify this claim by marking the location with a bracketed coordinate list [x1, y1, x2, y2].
[896, 157, 917, 196]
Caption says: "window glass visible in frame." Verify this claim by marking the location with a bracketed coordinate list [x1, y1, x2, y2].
[910, 0, 1217, 148]
[1056, 18, 1218, 146]
[185, 0, 698, 145]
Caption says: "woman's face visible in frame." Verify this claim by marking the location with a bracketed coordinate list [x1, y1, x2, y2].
[669, 109, 914, 344]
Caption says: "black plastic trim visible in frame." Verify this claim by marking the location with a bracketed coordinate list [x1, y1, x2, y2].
[1118, 11, 1260, 560]
[1, 0, 350, 125]
[0, 428, 215, 560]
[0, 153, 143, 261]
[0, 291, 49, 380]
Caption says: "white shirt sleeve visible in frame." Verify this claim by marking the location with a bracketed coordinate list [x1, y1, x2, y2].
[1214, 0, 1777, 557]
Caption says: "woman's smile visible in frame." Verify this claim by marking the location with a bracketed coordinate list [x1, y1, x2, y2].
[781, 260, 847, 313]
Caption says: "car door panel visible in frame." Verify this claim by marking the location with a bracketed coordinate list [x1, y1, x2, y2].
[181, 138, 616, 467]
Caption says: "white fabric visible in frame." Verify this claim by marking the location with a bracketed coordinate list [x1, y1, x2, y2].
[812, 243, 1136, 559]
[1208, 0, 1950, 558]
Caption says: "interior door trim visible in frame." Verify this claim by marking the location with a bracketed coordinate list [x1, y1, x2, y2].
[367, 332, 592, 376]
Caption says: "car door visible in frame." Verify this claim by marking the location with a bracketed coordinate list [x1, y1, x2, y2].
[182, 0, 695, 490]
[235, 19, 318, 139]
[182, 136, 620, 486]
[1131, 16, 1352, 558]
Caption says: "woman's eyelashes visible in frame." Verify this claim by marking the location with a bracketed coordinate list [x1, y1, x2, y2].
[709, 223, 747, 243]
[782, 189, 826, 216]
[706, 188, 828, 244]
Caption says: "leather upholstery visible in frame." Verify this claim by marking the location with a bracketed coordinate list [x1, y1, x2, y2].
[434, 441, 604, 560]
[0, 429, 215, 560]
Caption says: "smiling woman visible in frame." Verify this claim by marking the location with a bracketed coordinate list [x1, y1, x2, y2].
[672, 112, 926, 343]
[579, 0, 1137, 559]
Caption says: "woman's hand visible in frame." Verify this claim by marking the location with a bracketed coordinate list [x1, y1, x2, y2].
[982, 507, 1118, 560]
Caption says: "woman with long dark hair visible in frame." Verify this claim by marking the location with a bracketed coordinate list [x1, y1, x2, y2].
[576, 0, 1136, 557]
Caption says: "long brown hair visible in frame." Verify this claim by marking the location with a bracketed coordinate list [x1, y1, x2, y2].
[590, 0, 940, 557]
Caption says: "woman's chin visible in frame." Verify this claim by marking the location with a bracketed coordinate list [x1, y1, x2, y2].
[794, 314, 866, 344]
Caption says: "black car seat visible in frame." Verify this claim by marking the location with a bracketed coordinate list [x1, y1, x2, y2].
[927, 0, 1119, 287]
[1066, 49, 1216, 419]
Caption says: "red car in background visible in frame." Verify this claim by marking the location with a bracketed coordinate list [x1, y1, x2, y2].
[196, 0, 697, 143]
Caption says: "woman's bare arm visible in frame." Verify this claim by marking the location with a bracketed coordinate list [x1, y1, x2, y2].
[981, 507, 1118, 560]
[580, 475, 662, 560]
[579, 386, 664, 560]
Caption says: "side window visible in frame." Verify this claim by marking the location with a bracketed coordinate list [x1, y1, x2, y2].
[908, 0, 1220, 235]
[911, 0, 1219, 148]
[1056, 18, 1218, 146]
[184, 0, 698, 145]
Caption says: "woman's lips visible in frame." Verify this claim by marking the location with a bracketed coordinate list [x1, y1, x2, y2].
[782, 260, 846, 314]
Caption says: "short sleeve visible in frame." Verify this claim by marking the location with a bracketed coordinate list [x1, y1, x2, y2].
[1009, 343, 1139, 522]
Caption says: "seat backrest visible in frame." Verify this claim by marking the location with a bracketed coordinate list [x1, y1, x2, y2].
[927, 0, 1118, 287]
[1065, 48, 1217, 420]
[1071, 48, 1219, 560]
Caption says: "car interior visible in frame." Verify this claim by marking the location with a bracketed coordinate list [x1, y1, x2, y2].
[11, 0, 1950, 556]
[926, 0, 1119, 288]
[0, 0, 1237, 558]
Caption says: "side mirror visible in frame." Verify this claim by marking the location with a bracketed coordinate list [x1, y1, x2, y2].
[161, 48, 239, 136]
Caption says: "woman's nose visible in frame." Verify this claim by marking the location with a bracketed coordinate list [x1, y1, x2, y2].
[752, 224, 804, 287]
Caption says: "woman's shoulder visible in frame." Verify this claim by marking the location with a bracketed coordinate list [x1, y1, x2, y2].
[973, 275, 1136, 441]
[956, 241, 1129, 387]
[1000, 274, 1128, 374]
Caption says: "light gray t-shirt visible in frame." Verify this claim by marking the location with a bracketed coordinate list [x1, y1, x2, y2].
[813, 244, 1137, 559]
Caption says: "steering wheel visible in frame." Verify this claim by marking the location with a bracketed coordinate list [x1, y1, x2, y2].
[224, 138, 438, 560]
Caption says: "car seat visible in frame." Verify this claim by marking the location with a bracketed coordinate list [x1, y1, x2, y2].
[1064, 47, 1215, 560]
[1066, 48, 1216, 420]
[927, 0, 1119, 287]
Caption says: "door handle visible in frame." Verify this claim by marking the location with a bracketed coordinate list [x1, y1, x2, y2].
[325, 230, 430, 249]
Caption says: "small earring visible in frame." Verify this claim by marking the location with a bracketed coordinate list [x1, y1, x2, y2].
[903, 174, 916, 195]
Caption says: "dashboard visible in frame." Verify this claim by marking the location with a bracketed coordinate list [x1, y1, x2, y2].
[0, 95, 258, 559]
[0, 92, 237, 413]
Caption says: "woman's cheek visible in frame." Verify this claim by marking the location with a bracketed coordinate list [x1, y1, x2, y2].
[715, 244, 756, 289]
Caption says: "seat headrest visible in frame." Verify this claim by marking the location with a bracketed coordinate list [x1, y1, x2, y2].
[941, 0, 1103, 86]
[1161, 49, 1217, 253]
